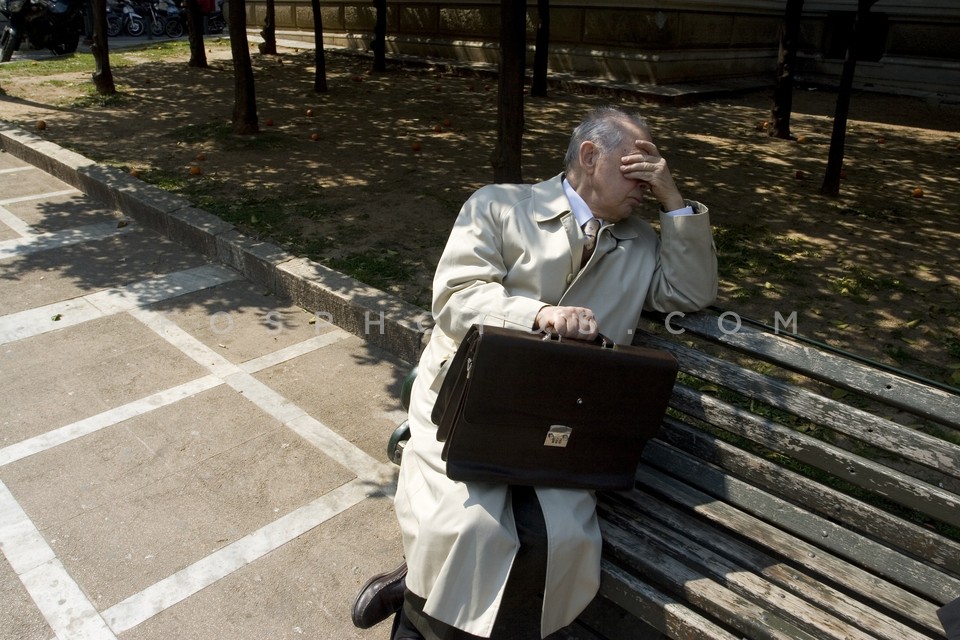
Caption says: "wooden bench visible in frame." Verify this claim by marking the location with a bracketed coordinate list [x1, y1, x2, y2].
[584, 309, 960, 640]
[390, 309, 960, 640]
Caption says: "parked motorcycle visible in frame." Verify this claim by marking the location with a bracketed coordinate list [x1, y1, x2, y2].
[153, 0, 183, 39]
[160, 0, 182, 38]
[106, 0, 143, 38]
[138, 0, 179, 38]
[0, 0, 85, 62]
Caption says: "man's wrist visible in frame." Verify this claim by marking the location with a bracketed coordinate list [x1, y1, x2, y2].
[660, 194, 686, 212]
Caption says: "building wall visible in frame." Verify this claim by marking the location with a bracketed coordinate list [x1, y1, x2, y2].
[245, 1, 960, 98]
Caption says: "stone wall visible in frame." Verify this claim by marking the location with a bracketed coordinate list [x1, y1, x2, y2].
[244, 1, 960, 98]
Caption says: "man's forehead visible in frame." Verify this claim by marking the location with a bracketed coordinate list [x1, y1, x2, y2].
[623, 123, 651, 140]
[611, 119, 651, 145]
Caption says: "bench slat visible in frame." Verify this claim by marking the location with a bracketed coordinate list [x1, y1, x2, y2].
[641, 439, 959, 615]
[632, 458, 947, 637]
[634, 331, 960, 484]
[670, 384, 960, 528]
[600, 498, 893, 640]
[554, 621, 607, 640]
[598, 560, 741, 640]
[574, 593, 665, 640]
[650, 312, 960, 428]
[602, 489, 935, 640]
[655, 414, 960, 577]
[599, 512, 821, 640]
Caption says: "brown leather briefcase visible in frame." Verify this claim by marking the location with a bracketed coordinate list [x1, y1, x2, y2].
[431, 324, 679, 491]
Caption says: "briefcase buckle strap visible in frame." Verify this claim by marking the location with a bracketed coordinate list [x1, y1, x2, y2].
[544, 425, 572, 448]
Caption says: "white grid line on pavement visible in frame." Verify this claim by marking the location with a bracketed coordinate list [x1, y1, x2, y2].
[0, 376, 222, 468]
[0, 166, 35, 175]
[21, 559, 118, 640]
[0, 200, 394, 637]
[0, 481, 117, 640]
[0, 322, 374, 636]
[101, 478, 378, 634]
[0, 220, 136, 260]
[0, 204, 38, 237]
[238, 328, 352, 374]
[0, 264, 244, 345]
[84, 264, 244, 316]
[0, 329, 355, 468]
[0, 188, 80, 206]
[127, 305, 242, 379]
[0, 296, 105, 345]
[128, 307, 394, 485]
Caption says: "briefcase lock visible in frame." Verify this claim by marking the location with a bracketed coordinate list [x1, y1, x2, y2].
[545, 425, 572, 447]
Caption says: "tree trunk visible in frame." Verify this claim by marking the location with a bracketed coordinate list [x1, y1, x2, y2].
[184, 0, 207, 68]
[770, 0, 803, 139]
[311, 0, 328, 92]
[90, 0, 115, 95]
[821, 0, 878, 197]
[491, 0, 526, 184]
[531, 0, 549, 98]
[228, 0, 259, 134]
[372, 0, 386, 72]
[259, 0, 277, 55]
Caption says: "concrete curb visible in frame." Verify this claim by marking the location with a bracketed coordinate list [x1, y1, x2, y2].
[0, 121, 430, 364]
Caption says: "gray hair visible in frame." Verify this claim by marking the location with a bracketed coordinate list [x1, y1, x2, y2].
[563, 107, 650, 172]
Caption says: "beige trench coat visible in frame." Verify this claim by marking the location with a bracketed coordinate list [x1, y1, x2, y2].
[395, 174, 717, 638]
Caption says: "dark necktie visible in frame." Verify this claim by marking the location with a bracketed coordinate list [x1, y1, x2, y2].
[581, 218, 601, 269]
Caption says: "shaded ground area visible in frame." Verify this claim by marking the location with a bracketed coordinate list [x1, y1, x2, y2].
[1, 40, 958, 386]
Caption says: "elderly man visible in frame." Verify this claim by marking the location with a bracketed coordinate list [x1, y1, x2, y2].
[354, 106, 718, 639]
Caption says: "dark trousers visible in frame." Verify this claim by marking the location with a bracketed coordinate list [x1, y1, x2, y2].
[394, 485, 550, 640]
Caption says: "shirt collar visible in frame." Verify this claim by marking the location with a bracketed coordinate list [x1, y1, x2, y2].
[562, 177, 596, 227]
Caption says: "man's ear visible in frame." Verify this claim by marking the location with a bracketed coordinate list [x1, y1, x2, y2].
[578, 141, 598, 174]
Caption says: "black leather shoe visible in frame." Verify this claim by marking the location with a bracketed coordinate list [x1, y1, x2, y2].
[351, 561, 408, 629]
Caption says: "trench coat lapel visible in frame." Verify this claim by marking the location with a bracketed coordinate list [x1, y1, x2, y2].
[532, 176, 581, 274]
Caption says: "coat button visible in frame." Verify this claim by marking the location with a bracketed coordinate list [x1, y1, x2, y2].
[566, 273, 574, 284]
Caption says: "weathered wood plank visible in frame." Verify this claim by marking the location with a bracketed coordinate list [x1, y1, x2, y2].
[574, 595, 665, 640]
[599, 514, 820, 640]
[655, 415, 960, 577]
[634, 331, 960, 482]
[669, 384, 960, 528]
[600, 499, 883, 640]
[639, 442, 959, 618]
[648, 312, 960, 429]
[555, 620, 608, 640]
[600, 489, 934, 640]
[598, 561, 737, 640]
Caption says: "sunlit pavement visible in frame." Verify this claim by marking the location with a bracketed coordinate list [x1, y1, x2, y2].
[0, 137, 410, 639]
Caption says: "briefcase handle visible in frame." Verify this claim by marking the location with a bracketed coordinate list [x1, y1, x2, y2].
[541, 331, 615, 349]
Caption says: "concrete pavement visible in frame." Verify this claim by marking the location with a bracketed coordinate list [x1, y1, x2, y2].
[0, 124, 415, 639]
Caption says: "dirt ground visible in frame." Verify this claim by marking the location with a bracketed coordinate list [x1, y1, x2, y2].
[1, 40, 959, 387]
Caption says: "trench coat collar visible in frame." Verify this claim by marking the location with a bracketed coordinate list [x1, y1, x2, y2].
[532, 173, 645, 240]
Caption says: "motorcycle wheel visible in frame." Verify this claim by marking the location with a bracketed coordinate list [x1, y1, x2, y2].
[50, 31, 80, 56]
[207, 16, 224, 34]
[164, 18, 183, 39]
[150, 17, 165, 37]
[125, 17, 145, 37]
[107, 16, 122, 38]
[0, 27, 21, 63]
